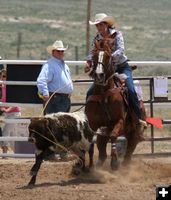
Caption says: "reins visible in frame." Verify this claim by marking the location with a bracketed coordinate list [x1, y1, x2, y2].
[94, 72, 115, 86]
[71, 104, 85, 112]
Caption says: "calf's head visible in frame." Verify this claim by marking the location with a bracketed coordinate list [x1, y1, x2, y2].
[28, 117, 54, 143]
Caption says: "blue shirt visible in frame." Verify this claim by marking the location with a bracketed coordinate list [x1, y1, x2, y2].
[37, 57, 73, 96]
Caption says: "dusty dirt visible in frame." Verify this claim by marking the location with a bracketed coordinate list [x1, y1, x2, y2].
[0, 155, 171, 200]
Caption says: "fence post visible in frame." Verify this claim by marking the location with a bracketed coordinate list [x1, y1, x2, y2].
[149, 78, 154, 154]
[75, 46, 79, 75]
[17, 32, 22, 59]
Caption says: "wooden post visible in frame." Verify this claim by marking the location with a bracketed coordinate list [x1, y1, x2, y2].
[86, 0, 91, 55]
[17, 32, 22, 59]
[75, 46, 79, 75]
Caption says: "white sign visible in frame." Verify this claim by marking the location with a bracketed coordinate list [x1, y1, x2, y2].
[153, 77, 168, 98]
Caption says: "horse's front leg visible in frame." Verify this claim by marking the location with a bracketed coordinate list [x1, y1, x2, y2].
[110, 119, 124, 170]
[96, 135, 109, 167]
[110, 136, 120, 170]
[88, 143, 94, 168]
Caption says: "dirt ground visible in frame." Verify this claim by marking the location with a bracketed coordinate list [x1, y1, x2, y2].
[0, 155, 171, 200]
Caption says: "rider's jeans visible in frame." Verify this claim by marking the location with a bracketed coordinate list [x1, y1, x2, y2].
[86, 62, 142, 120]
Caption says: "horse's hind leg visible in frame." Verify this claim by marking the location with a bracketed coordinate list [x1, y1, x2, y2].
[88, 143, 94, 168]
[123, 136, 138, 166]
[96, 135, 109, 167]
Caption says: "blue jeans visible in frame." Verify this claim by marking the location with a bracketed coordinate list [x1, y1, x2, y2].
[116, 62, 141, 119]
[86, 62, 141, 119]
[44, 94, 71, 115]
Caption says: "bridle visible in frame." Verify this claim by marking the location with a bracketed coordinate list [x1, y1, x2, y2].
[93, 50, 114, 86]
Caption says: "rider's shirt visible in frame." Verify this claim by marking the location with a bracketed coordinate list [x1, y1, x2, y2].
[87, 28, 128, 65]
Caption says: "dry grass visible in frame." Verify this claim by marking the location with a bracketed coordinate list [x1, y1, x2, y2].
[0, 0, 171, 70]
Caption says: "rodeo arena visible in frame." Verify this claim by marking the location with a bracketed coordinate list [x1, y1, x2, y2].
[0, 59, 171, 200]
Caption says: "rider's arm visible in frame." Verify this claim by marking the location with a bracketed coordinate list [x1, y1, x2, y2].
[111, 31, 125, 63]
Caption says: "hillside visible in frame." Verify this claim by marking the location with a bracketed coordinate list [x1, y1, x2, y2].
[0, 0, 171, 75]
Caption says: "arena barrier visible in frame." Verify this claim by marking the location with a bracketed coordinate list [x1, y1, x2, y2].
[0, 60, 171, 158]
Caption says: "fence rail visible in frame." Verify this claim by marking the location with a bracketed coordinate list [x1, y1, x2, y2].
[1, 60, 171, 66]
[0, 60, 171, 158]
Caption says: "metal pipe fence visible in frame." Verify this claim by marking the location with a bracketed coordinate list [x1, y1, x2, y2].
[0, 60, 171, 158]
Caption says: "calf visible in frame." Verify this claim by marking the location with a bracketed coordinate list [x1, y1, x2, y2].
[28, 111, 95, 185]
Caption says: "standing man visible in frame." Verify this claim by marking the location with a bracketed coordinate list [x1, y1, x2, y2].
[37, 40, 73, 115]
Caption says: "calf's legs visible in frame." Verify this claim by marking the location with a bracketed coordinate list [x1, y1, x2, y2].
[28, 153, 43, 185]
[28, 148, 54, 186]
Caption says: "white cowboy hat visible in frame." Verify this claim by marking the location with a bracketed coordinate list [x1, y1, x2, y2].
[47, 40, 68, 54]
[89, 13, 115, 27]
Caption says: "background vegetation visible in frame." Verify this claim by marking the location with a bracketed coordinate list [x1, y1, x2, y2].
[0, 0, 171, 75]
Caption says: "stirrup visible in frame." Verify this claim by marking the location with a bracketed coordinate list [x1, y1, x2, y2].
[139, 119, 147, 127]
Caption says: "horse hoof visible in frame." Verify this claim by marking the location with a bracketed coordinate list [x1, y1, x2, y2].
[110, 157, 120, 170]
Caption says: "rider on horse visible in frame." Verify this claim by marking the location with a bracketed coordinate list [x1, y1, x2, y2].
[84, 13, 147, 139]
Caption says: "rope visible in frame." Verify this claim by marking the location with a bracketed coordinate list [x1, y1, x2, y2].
[71, 104, 85, 112]
[30, 128, 84, 167]
[40, 81, 73, 116]
[94, 72, 115, 86]
[36, 81, 86, 167]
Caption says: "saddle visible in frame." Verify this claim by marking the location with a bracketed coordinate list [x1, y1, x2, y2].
[87, 74, 128, 106]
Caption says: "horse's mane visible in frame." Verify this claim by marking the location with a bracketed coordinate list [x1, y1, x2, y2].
[93, 38, 112, 55]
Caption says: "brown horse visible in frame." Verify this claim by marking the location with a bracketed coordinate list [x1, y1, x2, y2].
[85, 39, 146, 169]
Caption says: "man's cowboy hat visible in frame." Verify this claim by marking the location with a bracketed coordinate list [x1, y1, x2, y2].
[89, 13, 115, 27]
[47, 40, 68, 54]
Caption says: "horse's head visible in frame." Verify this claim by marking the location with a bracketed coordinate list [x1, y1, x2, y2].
[89, 39, 115, 85]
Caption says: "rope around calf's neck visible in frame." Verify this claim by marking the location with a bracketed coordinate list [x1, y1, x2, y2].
[30, 128, 84, 167]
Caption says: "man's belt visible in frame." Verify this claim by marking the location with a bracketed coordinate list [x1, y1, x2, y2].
[49, 92, 69, 97]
